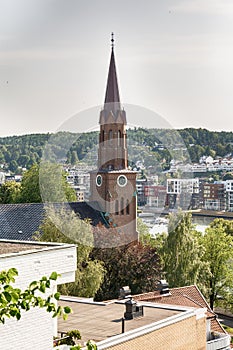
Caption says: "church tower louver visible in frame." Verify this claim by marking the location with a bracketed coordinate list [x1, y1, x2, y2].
[90, 34, 138, 242]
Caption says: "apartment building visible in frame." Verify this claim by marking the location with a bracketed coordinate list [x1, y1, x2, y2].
[200, 183, 226, 211]
[226, 180, 233, 212]
[166, 178, 200, 210]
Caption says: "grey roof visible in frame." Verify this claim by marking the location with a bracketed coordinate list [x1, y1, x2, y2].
[0, 202, 107, 241]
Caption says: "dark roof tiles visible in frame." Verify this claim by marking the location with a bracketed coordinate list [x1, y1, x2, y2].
[0, 202, 107, 241]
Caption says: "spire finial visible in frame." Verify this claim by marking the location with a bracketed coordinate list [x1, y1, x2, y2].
[111, 32, 114, 49]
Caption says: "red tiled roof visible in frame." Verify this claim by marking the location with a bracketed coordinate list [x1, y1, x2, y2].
[211, 318, 226, 333]
[134, 285, 226, 334]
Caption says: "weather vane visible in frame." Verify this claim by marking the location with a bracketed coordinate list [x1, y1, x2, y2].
[111, 32, 114, 49]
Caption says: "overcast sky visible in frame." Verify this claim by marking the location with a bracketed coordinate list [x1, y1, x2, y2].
[0, 0, 233, 136]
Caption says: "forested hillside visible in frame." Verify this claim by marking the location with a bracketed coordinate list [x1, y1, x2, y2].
[0, 128, 233, 173]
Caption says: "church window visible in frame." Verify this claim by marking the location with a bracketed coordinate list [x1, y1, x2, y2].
[126, 199, 130, 215]
[109, 130, 113, 144]
[118, 130, 121, 146]
[121, 197, 124, 215]
[115, 200, 119, 215]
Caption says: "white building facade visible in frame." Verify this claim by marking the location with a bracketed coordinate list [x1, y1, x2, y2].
[0, 240, 76, 350]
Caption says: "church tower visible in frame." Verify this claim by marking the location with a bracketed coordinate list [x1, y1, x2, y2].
[90, 34, 138, 242]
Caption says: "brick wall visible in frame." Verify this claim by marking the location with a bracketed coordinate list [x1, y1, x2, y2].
[106, 314, 206, 350]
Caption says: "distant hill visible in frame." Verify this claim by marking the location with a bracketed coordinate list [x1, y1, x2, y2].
[0, 128, 233, 174]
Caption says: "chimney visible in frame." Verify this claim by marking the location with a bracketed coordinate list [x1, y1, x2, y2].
[157, 280, 170, 295]
[124, 296, 143, 320]
[119, 286, 131, 299]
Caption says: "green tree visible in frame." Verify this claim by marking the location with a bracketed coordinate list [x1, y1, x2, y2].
[18, 154, 30, 168]
[138, 217, 157, 247]
[71, 150, 79, 165]
[18, 164, 42, 203]
[200, 226, 233, 310]
[0, 181, 21, 203]
[223, 172, 233, 181]
[161, 211, 203, 288]
[209, 218, 233, 236]
[9, 160, 19, 173]
[19, 163, 76, 203]
[0, 268, 71, 324]
[37, 208, 105, 298]
[92, 223, 161, 301]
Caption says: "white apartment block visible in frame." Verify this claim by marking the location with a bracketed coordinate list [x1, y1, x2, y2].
[167, 178, 199, 194]
[226, 180, 233, 212]
[0, 240, 76, 350]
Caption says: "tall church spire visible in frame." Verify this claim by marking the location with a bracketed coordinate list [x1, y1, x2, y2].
[104, 33, 120, 105]
[90, 34, 138, 244]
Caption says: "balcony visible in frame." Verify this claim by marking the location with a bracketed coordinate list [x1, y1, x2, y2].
[207, 332, 231, 350]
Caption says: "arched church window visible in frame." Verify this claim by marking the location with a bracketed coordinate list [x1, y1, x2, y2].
[126, 199, 130, 215]
[115, 200, 119, 215]
[118, 130, 121, 146]
[109, 130, 113, 144]
[121, 197, 124, 215]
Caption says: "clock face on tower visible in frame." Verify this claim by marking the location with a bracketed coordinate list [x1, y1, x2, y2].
[96, 174, 102, 187]
[117, 175, 127, 187]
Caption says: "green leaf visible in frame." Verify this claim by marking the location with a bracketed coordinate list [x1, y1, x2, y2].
[11, 291, 19, 303]
[39, 283, 46, 293]
[45, 280, 50, 288]
[29, 281, 38, 291]
[49, 272, 58, 280]
[54, 292, 60, 300]
[64, 306, 72, 314]
[3, 291, 11, 303]
[9, 309, 18, 317]
[62, 313, 68, 321]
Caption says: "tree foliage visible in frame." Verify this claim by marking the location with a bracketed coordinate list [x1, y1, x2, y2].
[156, 214, 233, 310]
[209, 218, 233, 236]
[200, 223, 233, 309]
[92, 228, 161, 301]
[0, 268, 71, 324]
[37, 208, 105, 298]
[0, 128, 233, 175]
[160, 211, 203, 288]
[18, 163, 76, 203]
[0, 181, 21, 204]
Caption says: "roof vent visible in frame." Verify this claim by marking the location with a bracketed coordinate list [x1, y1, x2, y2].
[124, 296, 143, 320]
[157, 279, 170, 295]
[119, 286, 131, 299]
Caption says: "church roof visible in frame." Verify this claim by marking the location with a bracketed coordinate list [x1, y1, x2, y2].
[0, 202, 107, 241]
